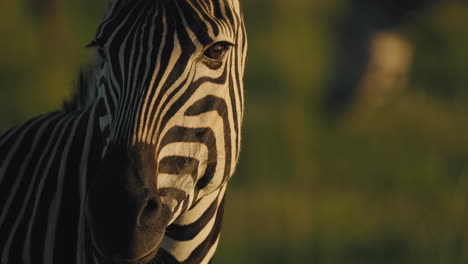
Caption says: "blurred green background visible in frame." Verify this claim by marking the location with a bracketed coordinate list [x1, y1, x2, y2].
[1, 0, 468, 263]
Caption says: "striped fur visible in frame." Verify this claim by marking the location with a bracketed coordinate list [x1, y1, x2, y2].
[0, 0, 247, 263]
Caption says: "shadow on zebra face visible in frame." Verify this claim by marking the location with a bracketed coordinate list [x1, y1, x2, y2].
[87, 144, 169, 264]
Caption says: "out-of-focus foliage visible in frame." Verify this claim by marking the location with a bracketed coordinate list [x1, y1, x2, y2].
[0, 0, 107, 130]
[1, 0, 468, 263]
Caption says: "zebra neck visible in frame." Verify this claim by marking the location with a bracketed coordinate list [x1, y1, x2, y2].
[0, 103, 105, 264]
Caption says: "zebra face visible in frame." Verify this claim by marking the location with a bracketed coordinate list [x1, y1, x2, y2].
[86, 0, 246, 263]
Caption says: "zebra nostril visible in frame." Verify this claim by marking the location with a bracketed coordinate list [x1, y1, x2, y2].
[146, 199, 158, 212]
[139, 197, 161, 226]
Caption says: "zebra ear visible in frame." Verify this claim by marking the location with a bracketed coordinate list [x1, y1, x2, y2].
[86, 40, 97, 48]
[86, 34, 108, 48]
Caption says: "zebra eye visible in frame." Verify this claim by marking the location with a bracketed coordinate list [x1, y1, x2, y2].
[204, 42, 231, 61]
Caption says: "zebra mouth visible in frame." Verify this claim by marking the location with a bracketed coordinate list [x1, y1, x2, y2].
[91, 242, 159, 264]
[86, 201, 164, 264]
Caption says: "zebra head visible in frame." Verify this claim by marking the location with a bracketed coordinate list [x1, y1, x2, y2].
[85, 0, 247, 263]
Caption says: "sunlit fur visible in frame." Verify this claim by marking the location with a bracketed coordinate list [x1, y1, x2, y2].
[0, 0, 247, 264]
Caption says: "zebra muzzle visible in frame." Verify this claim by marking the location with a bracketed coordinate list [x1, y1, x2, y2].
[86, 144, 169, 263]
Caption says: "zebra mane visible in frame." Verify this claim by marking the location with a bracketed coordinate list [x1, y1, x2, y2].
[63, 61, 99, 112]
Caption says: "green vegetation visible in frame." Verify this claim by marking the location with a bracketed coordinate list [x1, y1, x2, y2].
[1, 1, 468, 263]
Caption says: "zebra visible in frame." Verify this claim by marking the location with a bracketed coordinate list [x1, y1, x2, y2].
[0, 0, 247, 263]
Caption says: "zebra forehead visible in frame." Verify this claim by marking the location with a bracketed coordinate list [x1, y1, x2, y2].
[94, 0, 241, 47]
[103, 0, 241, 23]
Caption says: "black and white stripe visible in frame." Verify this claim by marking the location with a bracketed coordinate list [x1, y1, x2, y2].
[0, 0, 247, 263]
